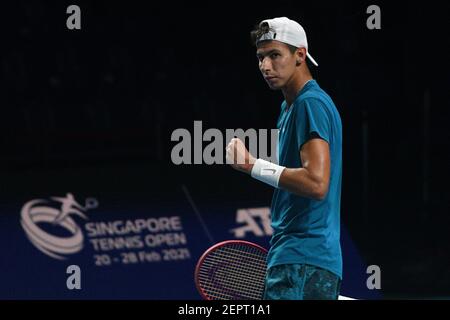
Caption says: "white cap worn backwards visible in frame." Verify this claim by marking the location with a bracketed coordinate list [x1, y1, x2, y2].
[256, 17, 318, 67]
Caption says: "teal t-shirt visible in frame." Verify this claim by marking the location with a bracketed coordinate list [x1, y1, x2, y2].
[269, 79, 343, 279]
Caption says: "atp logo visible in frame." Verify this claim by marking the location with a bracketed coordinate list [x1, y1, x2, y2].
[230, 207, 272, 238]
[20, 193, 97, 260]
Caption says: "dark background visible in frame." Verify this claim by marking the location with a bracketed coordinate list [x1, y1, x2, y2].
[1, 0, 449, 298]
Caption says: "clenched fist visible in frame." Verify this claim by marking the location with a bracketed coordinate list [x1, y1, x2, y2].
[225, 138, 256, 174]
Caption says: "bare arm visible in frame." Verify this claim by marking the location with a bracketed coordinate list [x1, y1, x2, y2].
[278, 138, 330, 200]
[226, 137, 330, 200]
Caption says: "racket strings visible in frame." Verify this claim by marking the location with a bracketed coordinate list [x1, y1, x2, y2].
[197, 244, 267, 300]
[201, 248, 267, 273]
[213, 246, 269, 263]
[200, 256, 267, 284]
[199, 279, 265, 300]
[198, 266, 266, 296]
[198, 267, 265, 299]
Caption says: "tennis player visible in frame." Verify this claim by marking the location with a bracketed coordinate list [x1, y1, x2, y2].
[226, 17, 343, 300]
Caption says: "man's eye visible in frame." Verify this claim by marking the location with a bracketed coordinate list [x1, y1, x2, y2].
[271, 53, 280, 58]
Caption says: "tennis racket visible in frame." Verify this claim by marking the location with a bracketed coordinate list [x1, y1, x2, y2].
[194, 240, 268, 300]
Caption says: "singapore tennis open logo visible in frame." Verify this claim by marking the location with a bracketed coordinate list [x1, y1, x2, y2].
[20, 193, 98, 260]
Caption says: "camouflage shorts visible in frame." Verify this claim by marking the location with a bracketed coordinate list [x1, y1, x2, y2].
[263, 264, 341, 300]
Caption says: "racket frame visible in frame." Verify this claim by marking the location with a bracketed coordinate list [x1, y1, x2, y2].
[194, 240, 268, 300]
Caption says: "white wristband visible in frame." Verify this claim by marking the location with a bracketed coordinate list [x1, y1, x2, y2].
[250, 158, 286, 188]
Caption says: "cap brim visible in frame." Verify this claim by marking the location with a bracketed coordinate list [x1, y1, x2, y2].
[307, 52, 319, 67]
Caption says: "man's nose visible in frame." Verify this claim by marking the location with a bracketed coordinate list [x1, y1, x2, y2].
[260, 57, 271, 73]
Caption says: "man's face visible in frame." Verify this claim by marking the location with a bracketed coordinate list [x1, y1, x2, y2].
[256, 40, 297, 90]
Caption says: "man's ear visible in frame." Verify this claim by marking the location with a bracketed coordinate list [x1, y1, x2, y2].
[296, 47, 307, 65]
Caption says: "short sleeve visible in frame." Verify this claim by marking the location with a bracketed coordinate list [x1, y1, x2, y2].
[294, 98, 331, 150]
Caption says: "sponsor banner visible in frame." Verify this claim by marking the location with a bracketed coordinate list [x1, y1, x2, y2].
[0, 191, 380, 299]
